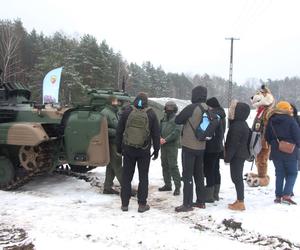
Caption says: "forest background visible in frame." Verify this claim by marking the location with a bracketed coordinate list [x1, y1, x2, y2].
[1, 19, 300, 107]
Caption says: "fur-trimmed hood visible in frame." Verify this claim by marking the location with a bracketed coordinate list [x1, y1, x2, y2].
[228, 100, 250, 121]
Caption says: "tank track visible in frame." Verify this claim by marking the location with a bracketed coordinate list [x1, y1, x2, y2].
[1, 141, 56, 191]
[54, 167, 103, 188]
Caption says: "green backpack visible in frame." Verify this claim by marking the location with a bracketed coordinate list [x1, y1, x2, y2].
[123, 107, 150, 149]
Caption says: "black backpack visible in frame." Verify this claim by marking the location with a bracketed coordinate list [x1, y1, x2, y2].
[188, 104, 220, 141]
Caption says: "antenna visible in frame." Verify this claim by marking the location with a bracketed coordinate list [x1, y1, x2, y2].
[225, 37, 240, 108]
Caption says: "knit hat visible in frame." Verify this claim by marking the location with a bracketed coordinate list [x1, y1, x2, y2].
[191, 85, 207, 103]
[133, 92, 148, 109]
[206, 97, 220, 108]
[276, 101, 292, 112]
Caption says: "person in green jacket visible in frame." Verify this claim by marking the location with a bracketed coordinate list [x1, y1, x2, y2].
[101, 95, 122, 194]
[159, 101, 182, 196]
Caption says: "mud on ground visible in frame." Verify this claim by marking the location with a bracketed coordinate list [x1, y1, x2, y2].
[0, 224, 35, 250]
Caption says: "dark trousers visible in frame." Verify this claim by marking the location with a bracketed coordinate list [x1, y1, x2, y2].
[181, 147, 205, 207]
[273, 158, 298, 197]
[230, 157, 245, 201]
[204, 152, 221, 187]
[121, 149, 150, 206]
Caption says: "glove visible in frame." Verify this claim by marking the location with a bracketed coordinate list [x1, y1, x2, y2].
[151, 150, 159, 160]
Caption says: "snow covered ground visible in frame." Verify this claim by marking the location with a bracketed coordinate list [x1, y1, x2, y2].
[1, 98, 300, 250]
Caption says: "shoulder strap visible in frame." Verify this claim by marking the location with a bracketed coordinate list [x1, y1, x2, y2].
[187, 104, 203, 136]
[270, 122, 280, 143]
[198, 103, 205, 113]
[188, 119, 197, 135]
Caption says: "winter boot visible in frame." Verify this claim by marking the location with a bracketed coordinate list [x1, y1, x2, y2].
[131, 188, 137, 197]
[204, 186, 215, 203]
[173, 187, 180, 196]
[138, 204, 150, 213]
[103, 188, 120, 195]
[282, 195, 297, 205]
[192, 202, 206, 209]
[121, 206, 128, 212]
[274, 196, 281, 204]
[228, 200, 245, 211]
[213, 184, 220, 201]
[158, 185, 172, 191]
[175, 205, 193, 212]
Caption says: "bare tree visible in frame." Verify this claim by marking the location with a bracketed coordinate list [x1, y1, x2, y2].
[0, 20, 22, 83]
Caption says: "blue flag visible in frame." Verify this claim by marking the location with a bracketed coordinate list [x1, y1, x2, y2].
[42, 67, 63, 104]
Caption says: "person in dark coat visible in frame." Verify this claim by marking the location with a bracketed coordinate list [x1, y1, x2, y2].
[265, 101, 300, 205]
[224, 100, 250, 211]
[291, 104, 300, 127]
[116, 92, 160, 212]
[159, 101, 182, 195]
[174, 85, 208, 212]
[204, 97, 226, 202]
[290, 104, 300, 172]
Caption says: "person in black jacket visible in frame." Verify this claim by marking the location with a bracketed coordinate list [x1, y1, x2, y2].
[290, 103, 300, 172]
[224, 100, 250, 211]
[265, 101, 300, 205]
[116, 92, 160, 213]
[291, 104, 300, 127]
[204, 97, 226, 202]
[174, 85, 208, 212]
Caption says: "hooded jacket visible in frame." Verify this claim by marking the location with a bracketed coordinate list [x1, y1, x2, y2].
[224, 102, 250, 163]
[205, 106, 226, 153]
[265, 109, 300, 161]
[175, 85, 208, 151]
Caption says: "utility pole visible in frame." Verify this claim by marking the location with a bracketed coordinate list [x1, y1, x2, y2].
[225, 37, 239, 108]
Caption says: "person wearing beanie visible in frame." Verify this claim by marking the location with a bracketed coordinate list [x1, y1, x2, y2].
[203, 97, 226, 203]
[206, 97, 220, 108]
[266, 101, 300, 205]
[174, 85, 208, 212]
[133, 92, 148, 109]
[276, 101, 293, 113]
[116, 92, 160, 213]
[224, 101, 251, 211]
[101, 95, 122, 195]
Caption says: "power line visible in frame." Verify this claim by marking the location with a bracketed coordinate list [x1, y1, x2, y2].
[225, 37, 240, 108]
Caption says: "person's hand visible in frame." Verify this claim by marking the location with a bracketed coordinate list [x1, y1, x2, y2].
[160, 137, 166, 145]
[151, 150, 159, 160]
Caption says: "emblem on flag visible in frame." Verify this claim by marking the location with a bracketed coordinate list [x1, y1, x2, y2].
[42, 67, 63, 103]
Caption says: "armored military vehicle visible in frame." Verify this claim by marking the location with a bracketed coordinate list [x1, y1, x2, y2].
[0, 74, 163, 190]
[0, 77, 110, 189]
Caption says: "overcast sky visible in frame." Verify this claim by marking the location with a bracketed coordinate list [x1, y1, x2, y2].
[1, 0, 300, 84]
